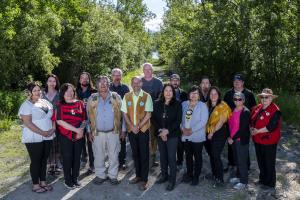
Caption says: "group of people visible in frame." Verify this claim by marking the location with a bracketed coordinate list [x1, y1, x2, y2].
[18, 62, 282, 193]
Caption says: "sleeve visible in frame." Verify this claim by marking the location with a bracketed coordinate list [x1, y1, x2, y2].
[232, 111, 250, 140]
[151, 102, 160, 136]
[121, 96, 128, 113]
[85, 96, 92, 133]
[168, 102, 183, 135]
[124, 85, 130, 94]
[181, 101, 187, 129]
[266, 111, 281, 132]
[191, 103, 209, 133]
[145, 95, 153, 112]
[18, 101, 32, 116]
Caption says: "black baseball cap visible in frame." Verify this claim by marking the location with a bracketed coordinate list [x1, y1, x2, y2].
[233, 74, 244, 81]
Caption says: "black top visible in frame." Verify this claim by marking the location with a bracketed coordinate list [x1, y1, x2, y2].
[109, 83, 130, 99]
[231, 107, 251, 145]
[224, 88, 257, 111]
[175, 88, 188, 103]
[152, 100, 182, 138]
[76, 87, 97, 101]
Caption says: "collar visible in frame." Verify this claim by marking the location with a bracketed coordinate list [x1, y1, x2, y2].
[133, 90, 144, 97]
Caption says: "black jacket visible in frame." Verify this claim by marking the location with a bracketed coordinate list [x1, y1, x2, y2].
[152, 100, 182, 138]
[231, 107, 251, 145]
[224, 88, 256, 111]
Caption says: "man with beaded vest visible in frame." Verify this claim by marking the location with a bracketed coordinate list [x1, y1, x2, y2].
[121, 76, 153, 191]
[250, 88, 282, 188]
[87, 76, 125, 185]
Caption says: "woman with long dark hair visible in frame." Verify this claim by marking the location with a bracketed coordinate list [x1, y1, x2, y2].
[206, 86, 231, 187]
[42, 74, 61, 175]
[18, 82, 55, 193]
[52, 83, 87, 189]
[152, 83, 182, 191]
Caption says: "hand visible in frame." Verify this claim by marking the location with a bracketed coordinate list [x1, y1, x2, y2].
[251, 128, 258, 136]
[132, 125, 139, 134]
[207, 133, 213, 140]
[182, 128, 192, 136]
[120, 131, 126, 140]
[75, 128, 84, 139]
[227, 137, 234, 145]
[88, 133, 95, 142]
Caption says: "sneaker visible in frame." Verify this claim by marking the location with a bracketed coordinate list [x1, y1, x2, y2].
[229, 177, 240, 184]
[64, 182, 75, 190]
[73, 181, 81, 188]
[233, 183, 247, 190]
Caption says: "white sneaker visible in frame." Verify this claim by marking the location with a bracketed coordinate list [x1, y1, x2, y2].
[229, 177, 240, 184]
[233, 182, 246, 190]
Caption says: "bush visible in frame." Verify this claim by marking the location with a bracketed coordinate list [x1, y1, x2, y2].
[0, 91, 25, 119]
[0, 118, 14, 132]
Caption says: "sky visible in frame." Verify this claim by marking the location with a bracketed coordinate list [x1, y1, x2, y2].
[144, 0, 167, 32]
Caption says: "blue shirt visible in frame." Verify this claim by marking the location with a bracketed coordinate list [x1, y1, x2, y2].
[96, 92, 125, 132]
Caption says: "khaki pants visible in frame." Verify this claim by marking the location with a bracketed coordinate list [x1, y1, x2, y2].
[149, 124, 157, 156]
[92, 132, 120, 179]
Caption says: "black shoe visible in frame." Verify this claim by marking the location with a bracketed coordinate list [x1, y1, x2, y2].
[110, 178, 120, 185]
[73, 181, 81, 188]
[182, 174, 193, 183]
[156, 176, 168, 184]
[64, 182, 75, 189]
[191, 177, 199, 186]
[166, 182, 175, 191]
[93, 177, 106, 185]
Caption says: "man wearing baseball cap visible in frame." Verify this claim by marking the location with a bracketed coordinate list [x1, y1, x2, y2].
[224, 73, 256, 172]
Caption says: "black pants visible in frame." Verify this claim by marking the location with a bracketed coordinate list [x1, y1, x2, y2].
[118, 137, 127, 165]
[176, 136, 184, 165]
[81, 131, 94, 167]
[255, 143, 277, 187]
[183, 140, 204, 179]
[232, 141, 249, 184]
[60, 136, 84, 185]
[25, 140, 52, 185]
[158, 137, 178, 184]
[210, 138, 226, 181]
[128, 131, 149, 182]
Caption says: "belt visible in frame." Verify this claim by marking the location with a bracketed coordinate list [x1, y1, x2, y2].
[95, 130, 114, 135]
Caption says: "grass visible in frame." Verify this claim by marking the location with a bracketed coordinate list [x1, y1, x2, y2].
[0, 123, 29, 196]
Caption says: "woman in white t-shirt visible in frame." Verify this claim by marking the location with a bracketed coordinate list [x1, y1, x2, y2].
[18, 82, 55, 193]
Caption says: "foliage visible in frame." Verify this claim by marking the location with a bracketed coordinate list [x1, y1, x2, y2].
[158, 0, 299, 91]
[0, 0, 153, 88]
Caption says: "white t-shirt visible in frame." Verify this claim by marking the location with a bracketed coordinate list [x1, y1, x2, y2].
[18, 99, 54, 143]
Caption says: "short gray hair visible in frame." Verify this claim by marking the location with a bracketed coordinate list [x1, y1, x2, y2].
[142, 62, 153, 70]
[131, 76, 142, 83]
[233, 92, 245, 101]
[96, 75, 110, 88]
[111, 68, 123, 76]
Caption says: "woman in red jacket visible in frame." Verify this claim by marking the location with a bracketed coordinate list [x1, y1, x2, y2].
[250, 88, 281, 189]
[52, 83, 87, 189]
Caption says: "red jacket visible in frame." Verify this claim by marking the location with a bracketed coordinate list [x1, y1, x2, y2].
[251, 102, 281, 145]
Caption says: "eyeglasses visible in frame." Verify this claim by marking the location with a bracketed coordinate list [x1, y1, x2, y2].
[260, 96, 270, 99]
[233, 98, 243, 102]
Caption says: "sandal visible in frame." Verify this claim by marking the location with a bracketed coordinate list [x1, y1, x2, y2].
[32, 187, 47, 193]
[40, 184, 53, 191]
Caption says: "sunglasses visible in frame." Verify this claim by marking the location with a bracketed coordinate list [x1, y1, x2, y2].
[260, 96, 270, 99]
[233, 98, 243, 102]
